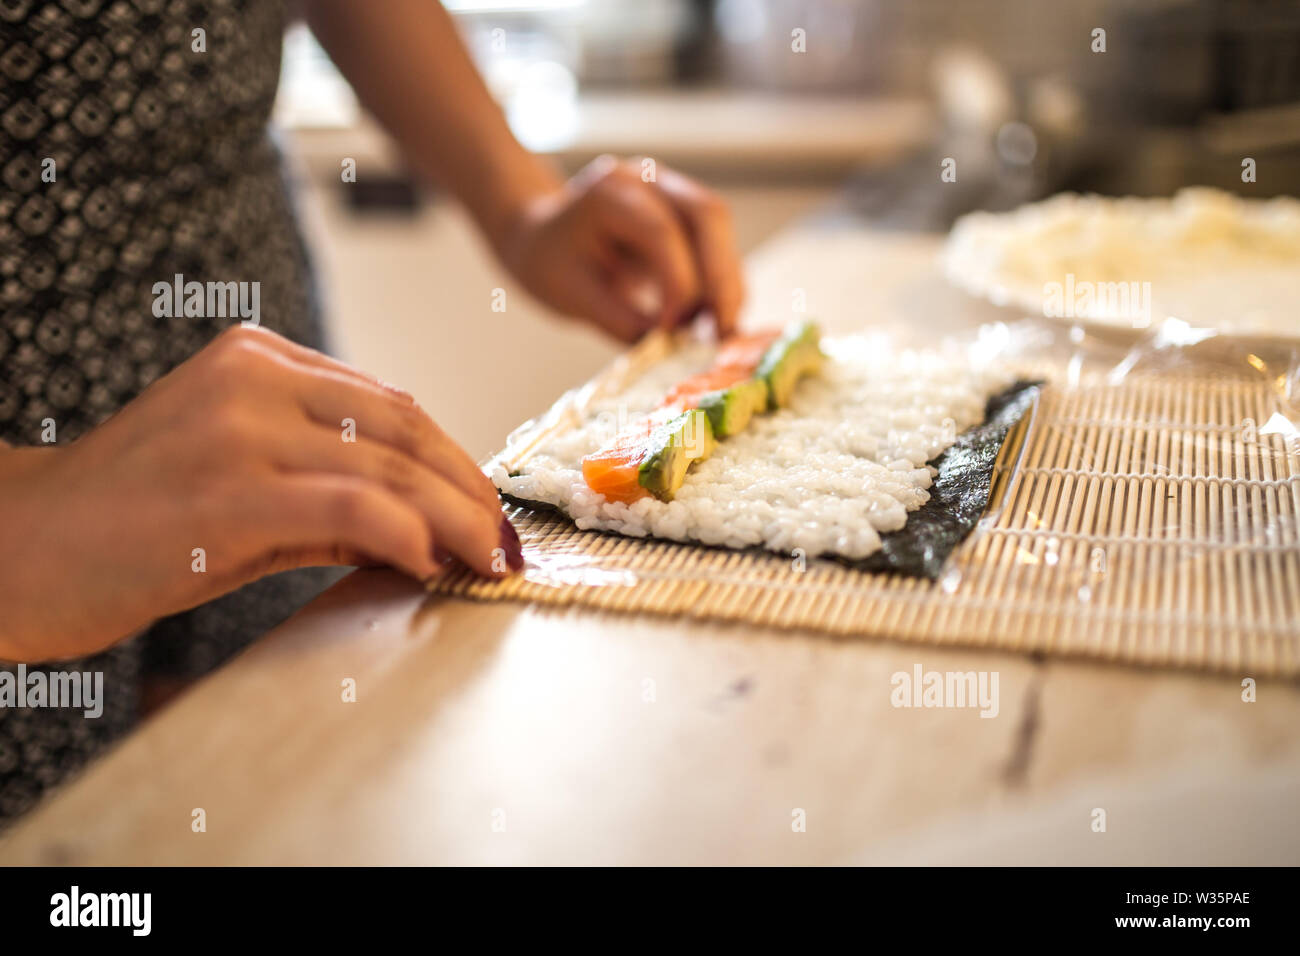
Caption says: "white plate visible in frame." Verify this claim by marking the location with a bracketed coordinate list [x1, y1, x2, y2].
[942, 188, 1300, 339]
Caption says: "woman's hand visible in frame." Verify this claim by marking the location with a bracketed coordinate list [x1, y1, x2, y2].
[492, 156, 747, 343]
[302, 2, 743, 342]
[0, 326, 519, 663]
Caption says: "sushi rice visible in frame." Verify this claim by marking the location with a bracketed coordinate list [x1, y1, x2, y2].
[490, 335, 1010, 561]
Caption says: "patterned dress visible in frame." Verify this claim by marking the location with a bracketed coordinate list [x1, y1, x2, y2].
[0, 0, 344, 826]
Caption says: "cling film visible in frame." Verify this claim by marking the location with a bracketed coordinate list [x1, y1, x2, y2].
[938, 317, 1300, 634]
[467, 317, 1299, 670]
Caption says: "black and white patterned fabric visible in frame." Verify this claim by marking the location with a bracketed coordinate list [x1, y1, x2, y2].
[0, 0, 344, 827]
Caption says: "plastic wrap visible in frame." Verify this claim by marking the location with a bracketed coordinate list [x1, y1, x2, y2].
[931, 318, 1300, 638]
[474, 316, 1297, 669]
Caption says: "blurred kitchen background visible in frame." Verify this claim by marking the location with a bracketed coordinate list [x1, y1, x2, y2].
[275, 0, 1300, 459]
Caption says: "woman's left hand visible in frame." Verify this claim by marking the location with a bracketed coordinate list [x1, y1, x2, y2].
[492, 156, 746, 343]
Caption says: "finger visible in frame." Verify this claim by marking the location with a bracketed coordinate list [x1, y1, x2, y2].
[569, 152, 622, 191]
[232, 324, 413, 401]
[607, 262, 665, 325]
[566, 268, 654, 344]
[269, 425, 513, 577]
[588, 170, 702, 327]
[248, 545, 450, 583]
[243, 342, 502, 517]
[652, 168, 745, 336]
[257, 474, 442, 582]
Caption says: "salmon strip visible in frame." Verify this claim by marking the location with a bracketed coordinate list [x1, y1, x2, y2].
[582, 329, 782, 503]
[581, 408, 676, 503]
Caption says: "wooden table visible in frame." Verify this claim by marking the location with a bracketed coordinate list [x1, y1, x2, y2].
[3, 228, 1298, 866]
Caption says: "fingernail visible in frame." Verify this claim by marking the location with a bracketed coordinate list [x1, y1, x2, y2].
[422, 544, 450, 583]
[499, 516, 524, 571]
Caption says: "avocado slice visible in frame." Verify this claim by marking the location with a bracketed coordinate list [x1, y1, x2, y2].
[755, 320, 823, 409]
[637, 409, 716, 501]
[697, 378, 769, 438]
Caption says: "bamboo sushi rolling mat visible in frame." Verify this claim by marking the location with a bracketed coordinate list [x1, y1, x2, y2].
[431, 356, 1300, 677]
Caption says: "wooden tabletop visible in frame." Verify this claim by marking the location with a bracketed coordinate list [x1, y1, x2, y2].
[2, 569, 1297, 865]
[3, 227, 1298, 866]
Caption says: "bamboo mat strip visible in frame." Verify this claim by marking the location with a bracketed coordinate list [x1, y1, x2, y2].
[434, 377, 1300, 677]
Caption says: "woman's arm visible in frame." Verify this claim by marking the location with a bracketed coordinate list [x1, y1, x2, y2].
[304, 0, 556, 254]
[0, 327, 517, 663]
[303, 0, 745, 339]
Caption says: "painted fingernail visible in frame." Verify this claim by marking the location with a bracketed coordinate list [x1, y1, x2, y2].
[421, 544, 449, 583]
[499, 516, 524, 571]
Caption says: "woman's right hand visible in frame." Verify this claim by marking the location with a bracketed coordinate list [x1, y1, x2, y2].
[0, 326, 519, 663]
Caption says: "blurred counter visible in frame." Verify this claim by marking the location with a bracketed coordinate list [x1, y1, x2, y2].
[280, 89, 934, 182]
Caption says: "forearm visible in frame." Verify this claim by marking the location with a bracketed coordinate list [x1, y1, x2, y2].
[303, 0, 561, 252]
[0, 446, 69, 661]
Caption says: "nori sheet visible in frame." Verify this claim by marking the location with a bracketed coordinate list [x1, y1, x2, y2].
[838, 380, 1040, 579]
[502, 380, 1041, 581]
